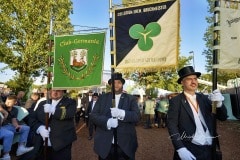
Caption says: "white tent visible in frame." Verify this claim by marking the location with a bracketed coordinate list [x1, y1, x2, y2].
[131, 88, 145, 96]
[157, 88, 173, 97]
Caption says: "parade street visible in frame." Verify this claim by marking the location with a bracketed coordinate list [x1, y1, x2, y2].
[72, 120, 240, 160]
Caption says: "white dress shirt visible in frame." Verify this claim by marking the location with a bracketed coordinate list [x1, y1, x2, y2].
[184, 92, 212, 145]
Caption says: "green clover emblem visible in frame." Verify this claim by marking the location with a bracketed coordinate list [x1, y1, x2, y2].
[129, 22, 161, 51]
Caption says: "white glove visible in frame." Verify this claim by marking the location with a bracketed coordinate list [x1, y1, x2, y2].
[44, 104, 55, 114]
[38, 125, 50, 139]
[177, 147, 196, 160]
[110, 108, 125, 120]
[107, 118, 118, 129]
[208, 89, 224, 108]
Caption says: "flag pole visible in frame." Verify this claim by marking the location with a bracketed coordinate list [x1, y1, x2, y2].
[109, 0, 118, 159]
[212, 1, 220, 159]
[45, 8, 54, 160]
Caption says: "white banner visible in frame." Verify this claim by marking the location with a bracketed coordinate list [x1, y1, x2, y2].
[215, 0, 240, 70]
[114, 0, 179, 72]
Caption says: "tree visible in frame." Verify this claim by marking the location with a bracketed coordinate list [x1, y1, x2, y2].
[202, 0, 214, 72]
[0, 0, 73, 93]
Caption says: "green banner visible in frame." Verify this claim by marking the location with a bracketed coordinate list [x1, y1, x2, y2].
[52, 32, 106, 89]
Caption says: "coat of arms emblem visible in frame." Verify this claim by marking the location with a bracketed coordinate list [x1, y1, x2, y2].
[70, 49, 88, 72]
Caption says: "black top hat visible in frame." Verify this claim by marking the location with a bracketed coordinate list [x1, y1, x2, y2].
[108, 72, 125, 85]
[92, 93, 99, 97]
[177, 66, 201, 84]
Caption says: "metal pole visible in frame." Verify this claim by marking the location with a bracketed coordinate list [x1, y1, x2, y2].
[109, 0, 118, 159]
[234, 77, 240, 118]
[189, 51, 195, 69]
[212, 1, 220, 159]
[44, 8, 54, 160]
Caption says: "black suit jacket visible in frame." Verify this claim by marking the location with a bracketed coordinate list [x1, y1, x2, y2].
[167, 92, 227, 150]
[28, 96, 77, 151]
[86, 100, 94, 116]
[90, 92, 140, 159]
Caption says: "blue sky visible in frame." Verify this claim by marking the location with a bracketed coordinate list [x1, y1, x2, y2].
[180, 1, 210, 73]
[0, 0, 210, 83]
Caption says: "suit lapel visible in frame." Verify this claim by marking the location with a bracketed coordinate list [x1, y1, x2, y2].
[118, 93, 125, 109]
[197, 94, 206, 115]
[55, 97, 65, 108]
[90, 101, 94, 112]
[180, 93, 195, 122]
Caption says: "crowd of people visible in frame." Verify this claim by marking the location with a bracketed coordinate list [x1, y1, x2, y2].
[0, 89, 77, 160]
[0, 66, 228, 160]
[139, 94, 170, 129]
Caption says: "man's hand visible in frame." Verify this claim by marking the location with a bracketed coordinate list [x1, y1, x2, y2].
[15, 125, 21, 132]
[208, 89, 225, 107]
[38, 125, 50, 139]
[177, 147, 196, 160]
[107, 118, 118, 129]
[110, 108, 125, 120]
[44, 104, 55, 113]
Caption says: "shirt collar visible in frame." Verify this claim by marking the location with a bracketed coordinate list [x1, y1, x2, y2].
[184, 91, 196, 100]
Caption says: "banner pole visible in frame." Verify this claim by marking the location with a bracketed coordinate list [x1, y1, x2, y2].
[44, 8, 54, 160]
[109, 0, 118, 159]
[212, 1, 220, 159]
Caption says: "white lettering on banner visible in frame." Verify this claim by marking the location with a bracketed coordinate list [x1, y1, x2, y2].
[116, 5, 167, 17]
[226, 16, 240, 27]
[124, 57, 167, 64]
[143, 5, 167, 12]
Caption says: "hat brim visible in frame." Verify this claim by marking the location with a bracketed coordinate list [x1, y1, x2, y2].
[177, 72, 201, 84]
[108, 79, 125, 85]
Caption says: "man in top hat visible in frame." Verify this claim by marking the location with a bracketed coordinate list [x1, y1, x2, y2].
[81, 90, 94, 124]
[25, 89, 77, 160]
[90, 72, 140, 160]
[167, 66, 228, 160]
[86, 92, 99, 140]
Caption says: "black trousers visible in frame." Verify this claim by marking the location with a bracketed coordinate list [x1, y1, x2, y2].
[45, 144, 72, 160]
[99, 144, 131, 160]
[173, 142, 212, 160]
[88, 119, 96, 136]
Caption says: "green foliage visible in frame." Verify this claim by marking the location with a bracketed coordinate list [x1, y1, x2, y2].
[145, 87, 158, 98]
[0, 0, 73, 93]
[5, 73, 33, 94]
[67, 90, 79, 99]
[203, 0, 215, 72]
